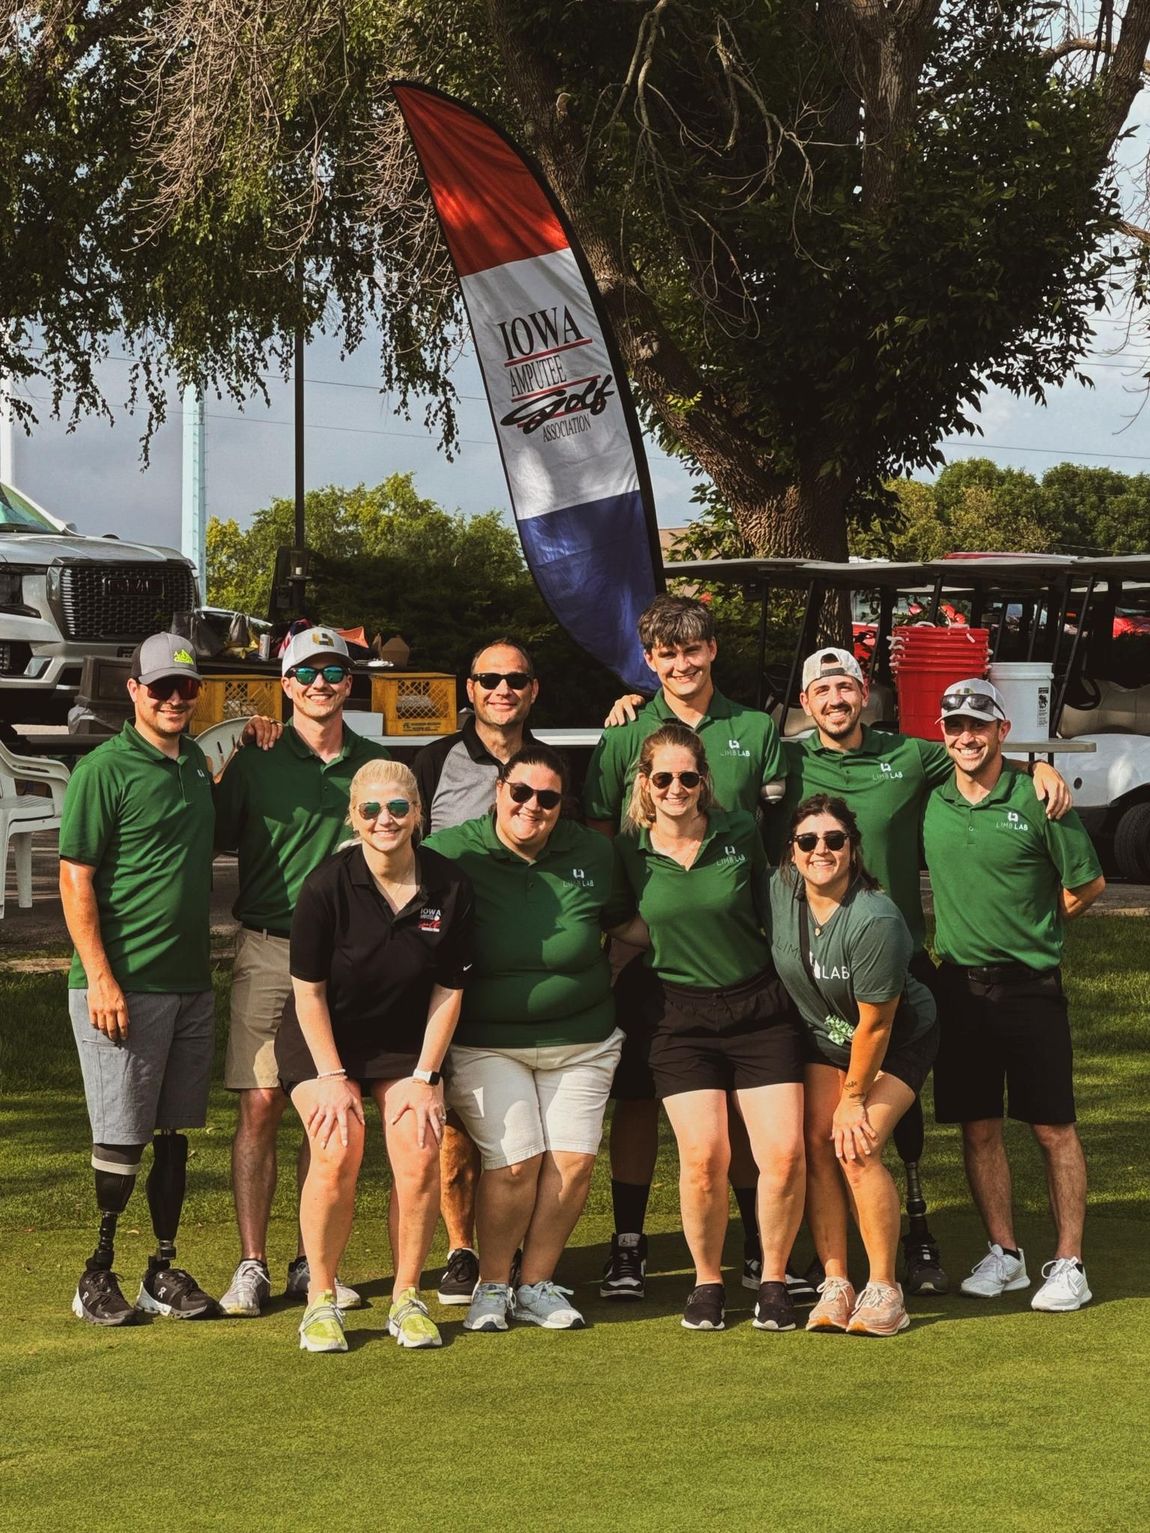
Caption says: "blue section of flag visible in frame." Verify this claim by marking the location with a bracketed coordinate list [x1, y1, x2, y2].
[518, 492, 656, 693]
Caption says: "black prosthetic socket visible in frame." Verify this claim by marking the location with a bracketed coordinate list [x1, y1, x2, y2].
[89, 1144, 145, 1271]
[146, 1131, 188, 1267]
[732, 1185, 760, 1246]
[893, 1094, 925, 1164]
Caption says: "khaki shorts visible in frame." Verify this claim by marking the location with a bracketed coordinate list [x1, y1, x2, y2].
[447, 1028, 624, 1170]
[225, 927, 292, 1090]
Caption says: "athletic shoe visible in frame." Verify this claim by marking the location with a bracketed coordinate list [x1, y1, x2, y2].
[285, 1256, 363, 1311]
[786, 1258, 824, 1305]
[436, 1246, 479, 1306]
[71, 1265, 142, 1327]
[600, 1232, 647, 1300]
[388, 1287, 443, 1348]
[903, 1233, 950, 1296]
[1031, 1258, 1092, 1313]
[681, 1283, 725, 1331]
[752, 1280, 798, 1331]
[463, 1281, 512, 1333]
[219, 1258, 272, 1318]
[516, 1280, 586, 1330]
[298, 1290, 347, 1353]
[136, 1264, 220, 1320]
[741, 1236, 762, 1292]
[960, 1243, 1029, 1298]
[846, 1281, 910, 1337]
[806, 1276, 857, 1333]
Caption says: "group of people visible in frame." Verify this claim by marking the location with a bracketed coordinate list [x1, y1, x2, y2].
[60, 595, 1105, 1353]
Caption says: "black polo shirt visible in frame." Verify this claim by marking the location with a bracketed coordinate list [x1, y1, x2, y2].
[276, 844, 474, 1081]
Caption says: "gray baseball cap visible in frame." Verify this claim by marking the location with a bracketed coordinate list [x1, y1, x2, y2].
[281, 625, 350, 676]
[938, 678, 1007, 724]
[801, 646, 864, 690]
[130, 632, 203, 685]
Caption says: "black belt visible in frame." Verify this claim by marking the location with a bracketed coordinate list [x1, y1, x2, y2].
[241, 922, 291, 941]
[947, 960, 1055, 986]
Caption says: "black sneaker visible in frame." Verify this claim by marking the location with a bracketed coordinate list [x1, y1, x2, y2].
[753, 1280, 798, 1331]
[437, 1246, 480, 1306]
[903, 1233, 950, 1296]
[741, 1236, 762, 1292]
[136, 1264, 221, 1319]
[681, 1283, 725, 1331]
[600, 1232, 647, 1300]
[785, 1257, 824, 1305]
[72, 1265, 143, 1326]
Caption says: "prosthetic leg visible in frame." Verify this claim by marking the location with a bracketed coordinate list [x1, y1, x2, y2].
[135, 1132, 219, 1319]
[71, 1144, 147, 1325]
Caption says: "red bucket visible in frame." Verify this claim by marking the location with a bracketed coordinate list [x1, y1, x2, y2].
[893, 628, 989, 739]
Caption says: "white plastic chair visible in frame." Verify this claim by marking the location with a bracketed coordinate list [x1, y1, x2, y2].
[0, 737, 71, 919]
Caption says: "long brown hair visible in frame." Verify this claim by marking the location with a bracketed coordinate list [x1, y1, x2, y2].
[625, 722, 716, 831]
[780, 793, 880, 890]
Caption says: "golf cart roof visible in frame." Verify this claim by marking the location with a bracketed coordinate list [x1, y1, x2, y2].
[663, 553, 1149, 592]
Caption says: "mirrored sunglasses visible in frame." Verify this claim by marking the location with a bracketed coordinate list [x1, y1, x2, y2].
[505, 782, 562, 809]
[289, 664, 350, 686]
[143, 676, 201, 701]
[357, 799, 412, 821]
[793, 830, 849, 853]
[471, 671, 534, 691]
[649, 770, 702, 789]
[940, 690, 1002, 717]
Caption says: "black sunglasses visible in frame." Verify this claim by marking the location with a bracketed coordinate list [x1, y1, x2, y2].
[940, 691, 1002, 718]
[472, 671, 534, 691]
[357, 799, 412, 821]
[143, 676, 201, 701]
[649, 770, 702, 790]
[288, 664, 350, 686]
[504, 782, 562, 809]
[793, 830, 850, 853]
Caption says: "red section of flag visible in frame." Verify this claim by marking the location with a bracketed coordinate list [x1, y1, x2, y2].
[392, 84, 568, 276]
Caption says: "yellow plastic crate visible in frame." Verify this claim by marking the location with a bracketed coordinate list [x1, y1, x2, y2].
[370, 672, 457, 735]
[188, 675, 283, 734]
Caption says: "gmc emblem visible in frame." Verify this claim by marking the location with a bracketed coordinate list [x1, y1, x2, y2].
[102, 572, 164, 597]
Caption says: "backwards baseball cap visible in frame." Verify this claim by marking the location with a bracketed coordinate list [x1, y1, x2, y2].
[130, 632, 203, 685]
[938, 677, 1007, 724]
[281, 625, 350, 676]
[801, 646, 864, 691]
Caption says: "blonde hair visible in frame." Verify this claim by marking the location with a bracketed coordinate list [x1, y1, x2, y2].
[342, 759, 422, 843]
[625, 722, 715, 831]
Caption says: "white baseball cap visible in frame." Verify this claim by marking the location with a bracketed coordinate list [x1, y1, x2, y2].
[938, 678, 1007, 724]
[801, 646, 864, 690]
[281, 626, 350, 676]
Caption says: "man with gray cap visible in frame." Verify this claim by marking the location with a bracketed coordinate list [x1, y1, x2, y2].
[773, 645, 1071, 1296]
[214, 625, 390, 1317]
[924, 679, 1104, 1312]
[62, 632, 220, 1324]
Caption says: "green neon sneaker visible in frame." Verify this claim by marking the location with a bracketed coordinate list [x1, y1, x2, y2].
[298, 1290, 348, 1353]
[388, 1287, 443, 1349]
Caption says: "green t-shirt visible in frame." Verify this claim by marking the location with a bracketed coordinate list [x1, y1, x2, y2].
[769, 872, 935, 1067]
[213, 723, 391, 931]
[59, 723, 215, 992]
[424, 814, 617, 1049]
[605, 808, 772, 989]
[923, 768, 1102, 970]
[582, 687, 784, 827]
[773, 727, 954, 950]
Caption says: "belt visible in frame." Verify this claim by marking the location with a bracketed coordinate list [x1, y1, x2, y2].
[241, 922, 291, 941]
[949, 960, 1055, 986]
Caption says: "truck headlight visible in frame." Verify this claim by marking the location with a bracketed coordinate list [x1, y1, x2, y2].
[0, 570, 22, 606]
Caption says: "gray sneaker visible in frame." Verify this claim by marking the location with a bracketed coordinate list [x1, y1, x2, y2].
[463, 1281, 513, 1332]
[286, 1257, 363, 1311]
[515, 1280, 585, 1330]
[220, 1258, 272, 1318]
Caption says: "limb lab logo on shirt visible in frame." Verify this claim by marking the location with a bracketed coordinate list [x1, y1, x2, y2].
[811, 954, 851, 981]
[722, 738, 751, 758]
[569, 867, 596, 888]
[996, 809, 1030, 833]
[718, 843, 747, 867]
[875, 761, 904, 783]
[419, 906, 442, 932]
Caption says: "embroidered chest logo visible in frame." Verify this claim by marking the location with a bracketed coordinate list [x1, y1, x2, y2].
[723, 737, 751, 758]
[876, 761, 904, 782]
[570, 867, 596, 888]
[419, 907, 442, 932]
[718, 844, 746, 867]
[995, 809, 1030, 833]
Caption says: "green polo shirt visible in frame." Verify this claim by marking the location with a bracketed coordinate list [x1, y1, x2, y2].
[213, 723, 391, 931]
[60, 723, 215, 992]
[769, 872, 935, 1067]
[424, 814, 617, 1049]
[772, 728, 953, 950]
[605, 808, 772, 989]
[923, 769, 1102, 970]
[582, 687, 784, 827]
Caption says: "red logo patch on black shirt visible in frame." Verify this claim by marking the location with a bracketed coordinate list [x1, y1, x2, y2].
[419, 906, 442, 932]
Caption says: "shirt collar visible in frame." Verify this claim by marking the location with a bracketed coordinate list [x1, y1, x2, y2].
[120, 721, 190, 765]
[284, 720, 359, 765]
[460, 714, 538, 766]
[806, 722, 883, 758]
[652, 686, 732, 726]
[345, 842, 431, 905]
[934, 763, 1013, 807]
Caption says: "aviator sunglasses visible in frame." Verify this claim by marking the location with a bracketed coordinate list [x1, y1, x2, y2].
[471, 671, 534, 691]
[357, 799, 412, 820]
[940, 690, 1002, 718]
[143, 676, 201, 702]
[649, 770, 702, 790]
[793, 830, 850, 853]
[504, 782, 562, 809]
[288, 664, 350, 686]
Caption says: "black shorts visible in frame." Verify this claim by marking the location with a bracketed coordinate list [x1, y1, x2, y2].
[932, 963, 1075, 1126]
[648, 969, 806, 1099]
[803, 1022, 940, 1098]
[276, 1013, 423, 1096]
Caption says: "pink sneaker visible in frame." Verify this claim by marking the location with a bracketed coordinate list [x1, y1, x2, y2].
[846, 1281, 910, 1336]
[805, 1276, 856, 1333]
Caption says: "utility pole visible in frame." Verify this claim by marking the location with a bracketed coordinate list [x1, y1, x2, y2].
[181, 383, 207, 598]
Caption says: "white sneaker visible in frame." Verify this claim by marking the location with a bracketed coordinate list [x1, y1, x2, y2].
[463, 1281, 512, 1333]
[286, 1257, 363, 1311]
[515, 1279, 585, 1330]
[1031, 1258, 1091, 1312]
[220, 1258, 271, 1318]
[960, 1243, 1029, 1298]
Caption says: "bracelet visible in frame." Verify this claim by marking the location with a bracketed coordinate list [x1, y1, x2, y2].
[315, 1068, 347, 1080]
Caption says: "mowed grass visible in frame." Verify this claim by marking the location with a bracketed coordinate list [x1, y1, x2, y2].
[1, 919, 1148, 1533]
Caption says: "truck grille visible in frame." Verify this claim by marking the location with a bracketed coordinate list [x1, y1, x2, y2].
[58, 562, 197, 642]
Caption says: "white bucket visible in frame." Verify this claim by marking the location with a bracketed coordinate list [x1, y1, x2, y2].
[989, 661, 1054, 738]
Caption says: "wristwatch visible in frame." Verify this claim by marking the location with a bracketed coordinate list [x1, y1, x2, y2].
[412, 1067, 442, 1086]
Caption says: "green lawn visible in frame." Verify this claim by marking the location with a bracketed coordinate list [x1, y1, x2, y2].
[1, 919, 1148, 1532]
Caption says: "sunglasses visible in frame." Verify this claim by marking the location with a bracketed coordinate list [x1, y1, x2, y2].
[289, 664, 350, 686]
[357, 799, 412, 821]
[143, 676, 201, 702]
[471, 671, 534, 691]
[649, 770, 702, 790]
[940, 691, 1001, 718]
[793, 830, 850, 853]
[504, 782, 562, 809]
